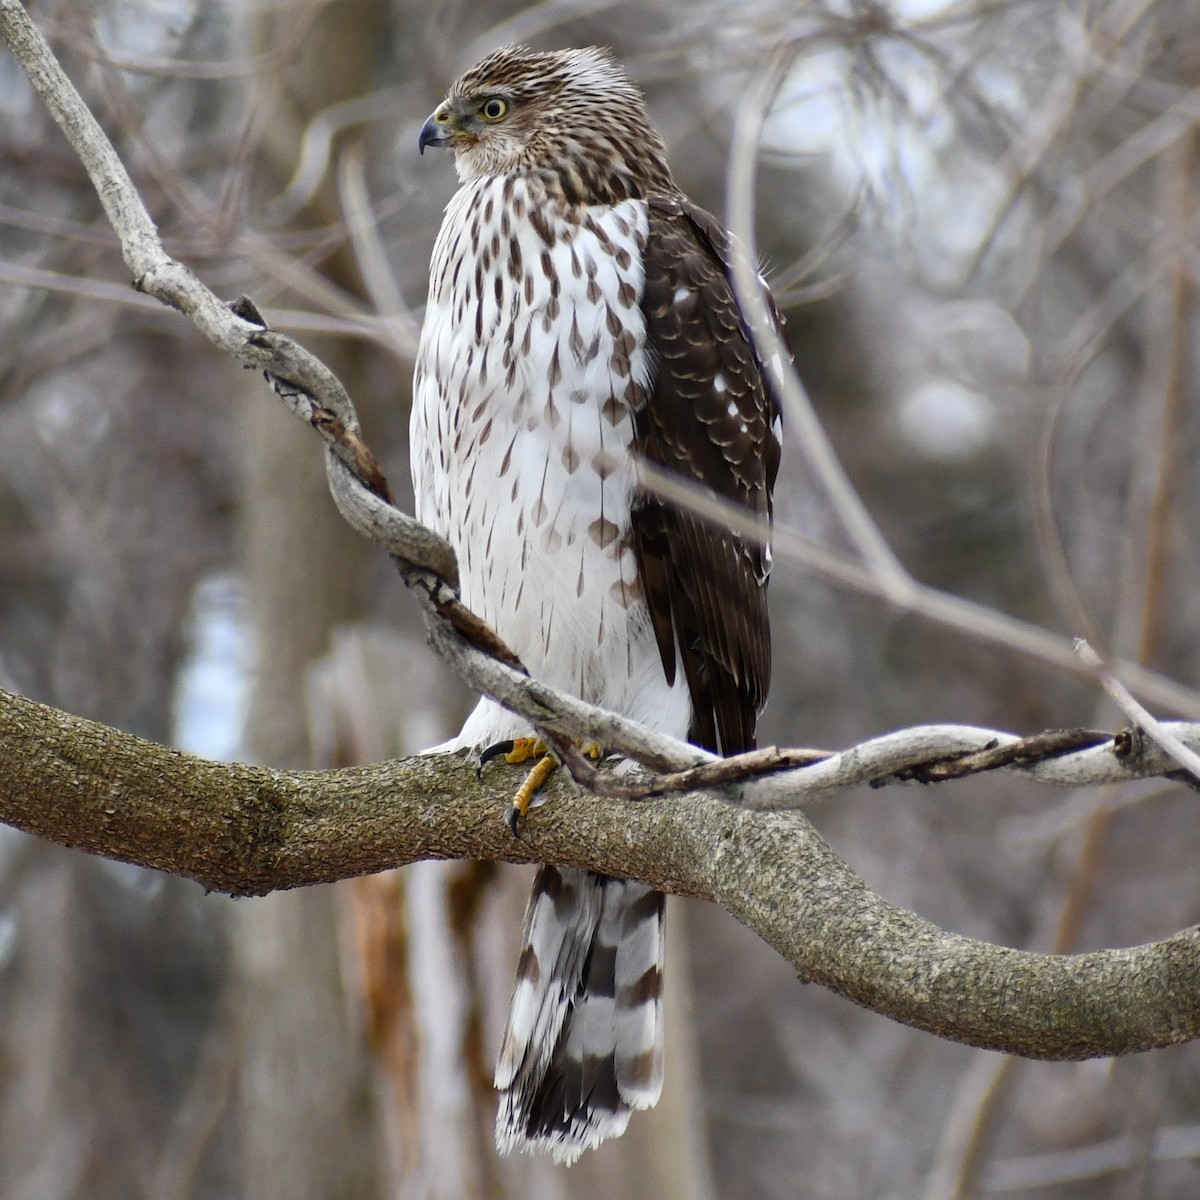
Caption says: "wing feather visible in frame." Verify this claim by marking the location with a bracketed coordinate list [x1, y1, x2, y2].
[633, 194, 783, 755]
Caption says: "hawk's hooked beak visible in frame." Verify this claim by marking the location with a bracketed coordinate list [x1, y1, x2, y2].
[418, 108, 456, 154]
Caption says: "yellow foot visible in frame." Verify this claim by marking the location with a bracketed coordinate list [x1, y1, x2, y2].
[477, 738, 604, 837]
[476, 735, 547, 775]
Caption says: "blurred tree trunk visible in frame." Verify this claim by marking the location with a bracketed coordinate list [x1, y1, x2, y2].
[233, 395, 382, 1200]
[230, 2, 389, 1197]
[0, 336, 239, 1200]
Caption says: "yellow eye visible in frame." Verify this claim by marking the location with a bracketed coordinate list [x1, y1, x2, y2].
[480, 97, 508, 122]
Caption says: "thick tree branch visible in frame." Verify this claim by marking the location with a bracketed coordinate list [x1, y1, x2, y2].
[4, 684, 1200, 1062]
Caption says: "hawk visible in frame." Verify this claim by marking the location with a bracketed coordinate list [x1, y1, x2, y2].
[413, 45, 783, 1164]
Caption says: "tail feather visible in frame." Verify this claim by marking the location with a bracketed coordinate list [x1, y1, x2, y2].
[614, 886, 665, 1105]
[494, 867, 666, 1165]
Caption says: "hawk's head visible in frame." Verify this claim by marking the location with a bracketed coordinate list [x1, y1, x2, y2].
[418, 45, 673, 204]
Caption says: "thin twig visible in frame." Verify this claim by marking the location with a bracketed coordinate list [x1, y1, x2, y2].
[885, 728, 1110, 784]
[561, 746, 828, 799]
[546, 721, 1200, 807]
[1074, 639, 1200, 783]
[725, 47, 915, 594]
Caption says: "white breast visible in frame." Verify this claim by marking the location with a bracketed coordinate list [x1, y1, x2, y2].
[412, 177, 691, 746]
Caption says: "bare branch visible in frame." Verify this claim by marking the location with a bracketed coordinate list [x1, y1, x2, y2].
[726, 47, 913, 592]
[740, 719, 1200, 809]
[1074, 639, 1200, 782]
[719, 47, 1200, 720]
[269, 84, 409, 223]
[641, 464, 1200, 717]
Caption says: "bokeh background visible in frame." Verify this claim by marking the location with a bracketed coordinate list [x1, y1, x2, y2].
[2, 1, 1200, 1197]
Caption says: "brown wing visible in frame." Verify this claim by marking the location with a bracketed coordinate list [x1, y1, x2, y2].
[632, 193, 783, 756]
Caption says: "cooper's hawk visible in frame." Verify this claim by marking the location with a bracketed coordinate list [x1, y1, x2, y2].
[414, 45, 783, 1164]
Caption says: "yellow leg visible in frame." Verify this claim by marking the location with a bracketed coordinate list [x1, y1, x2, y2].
[506, 751, 559, 836]
[477, 737, 606, 837]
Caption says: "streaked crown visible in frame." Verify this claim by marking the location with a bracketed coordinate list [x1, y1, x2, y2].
[423, 45, 674, 204]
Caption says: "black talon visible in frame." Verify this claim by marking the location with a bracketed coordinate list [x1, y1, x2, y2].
[477, 738, 516, 777]
[505, 804, 522, 838]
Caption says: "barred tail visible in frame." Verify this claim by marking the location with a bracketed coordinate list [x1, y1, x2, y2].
[494, 866, 666, 1165]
